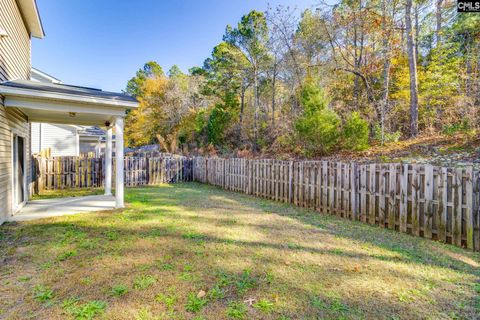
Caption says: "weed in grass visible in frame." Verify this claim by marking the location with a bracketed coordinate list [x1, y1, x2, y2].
[57, 250, 77, 261]
[235, 269, 257, 294]
[207, 286, 225, 301]
[179, 264, 196, 282]
[104, 230, 119, 241]
[253, 299, 276, 314]
[185, 293, 206, 313]
[79, 277, 93, 285]
[156, 292, 177, 310]
[182, 232, 206, 244]
[136, 307, 157, 320]
[137, 264, 152, 272]
[225, 301, 248, 319]
[191, 316, 206, 320]
[263, 271, 274, 284]
[77, 239, 99, 250]
[160, 263, 174, 271]
[33, 285, 54, 302]
[331, 248, 344, 255]
[18, 275, 32, 282]
[286, 242, 301, 250]
[110, 284, 129, 297]
[40, 261, 53, 269]
[216, 271, 234, 288]
[63, 298, 106, 320]
[133, 275, 156, 290]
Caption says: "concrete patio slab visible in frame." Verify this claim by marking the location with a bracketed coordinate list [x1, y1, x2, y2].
[9, 195, 116, 222]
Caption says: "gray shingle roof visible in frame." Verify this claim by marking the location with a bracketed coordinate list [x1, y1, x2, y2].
[0, 80, 137, 103]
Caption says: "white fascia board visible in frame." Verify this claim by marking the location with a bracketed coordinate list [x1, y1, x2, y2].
[4, 96, 127, 116]
[0, 86, 139, 109]
[17, 0, 45, 38]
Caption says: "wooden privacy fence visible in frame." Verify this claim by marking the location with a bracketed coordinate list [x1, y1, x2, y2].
[193, 157, 480, 251]
[32, 155, 193, 193]
[32, 154, 480, 251]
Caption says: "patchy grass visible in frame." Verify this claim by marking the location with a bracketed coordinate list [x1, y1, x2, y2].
[0, 183, 479, 319]
[31, 188, 104, 200]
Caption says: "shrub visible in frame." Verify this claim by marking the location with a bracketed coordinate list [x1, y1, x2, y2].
[294, 79, 341, 156]
[295, 108, 341, 156]
[341, 112, 369, 151]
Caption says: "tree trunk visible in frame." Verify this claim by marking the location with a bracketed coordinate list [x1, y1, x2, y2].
[406, 0, 419, 137]
[253, 68, 259, 150]
[240, 84, 245, 125]
[414, 4, 419, 63]
[435, 0, 443, 47]
[272, 57, 277, 128]
[380, 0, 392, 145]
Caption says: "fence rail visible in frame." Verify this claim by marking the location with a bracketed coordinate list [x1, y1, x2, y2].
[32, 154, 480, 251]
[193, 157, 480, 251]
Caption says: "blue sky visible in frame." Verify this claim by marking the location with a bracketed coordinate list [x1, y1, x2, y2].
[32, 0, 314, 93]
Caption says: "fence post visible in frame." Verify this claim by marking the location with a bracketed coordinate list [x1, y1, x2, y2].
[351, 162, 358, 220]
[465, 166, 474, 249]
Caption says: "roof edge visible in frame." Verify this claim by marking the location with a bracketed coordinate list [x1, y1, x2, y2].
[16, 0, 45, 38]
[0, 84, 139, 108]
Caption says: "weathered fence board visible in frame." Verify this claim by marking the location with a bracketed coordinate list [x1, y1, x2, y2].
[33, 154, 193, 191]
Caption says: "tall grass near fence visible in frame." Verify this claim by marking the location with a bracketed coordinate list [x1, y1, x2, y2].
[32, 154, 480, 251]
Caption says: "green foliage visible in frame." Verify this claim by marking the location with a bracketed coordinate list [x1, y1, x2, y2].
[63, 298, 107, 320]
[57, 250, 77, 261]
[295, 79, 341, 156]
[109, 284, 129, 297]
[253, 299, 276, 313]
[235, 269, 258, 294]
[156, 292, 178, 310]
[295, 108, 341, 156]
[133, 275, 156, 289]
[373, 124, 402, 143]
[442, 119, 472, 136]
[341, 112, 369, 151]
[125, 61, 164, 97]
[185, 293, 206, 313]
[225, 301, 248, 319]
[207, 92, 238, 146]
[33, 285, 54, 302]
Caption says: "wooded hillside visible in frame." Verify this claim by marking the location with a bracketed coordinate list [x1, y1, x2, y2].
[124, 1, 479, 159]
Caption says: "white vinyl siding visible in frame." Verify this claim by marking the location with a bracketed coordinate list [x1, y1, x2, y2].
[0, 104, 31, 223]
[0, 0, 31, 82]
[30, 123, 79, 157]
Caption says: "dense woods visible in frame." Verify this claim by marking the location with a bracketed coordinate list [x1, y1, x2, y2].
[124, 1, 479, 157]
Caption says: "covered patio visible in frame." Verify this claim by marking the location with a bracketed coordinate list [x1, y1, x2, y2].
[8, 194, 115, 222]
[0, 80, 138, 217]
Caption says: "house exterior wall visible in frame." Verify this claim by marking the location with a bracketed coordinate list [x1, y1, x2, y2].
[31, 123, 79, 157]
[0, 0, 31, 82]
[0, 103, 31, 223]
[0, 0, 32, 222]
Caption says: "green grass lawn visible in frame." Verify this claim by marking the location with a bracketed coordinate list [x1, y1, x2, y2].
[1, 183, 479, 319]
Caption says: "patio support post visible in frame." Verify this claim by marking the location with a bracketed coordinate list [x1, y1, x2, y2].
[104, 126, 113, 196]
[115, 117, 124, 208]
